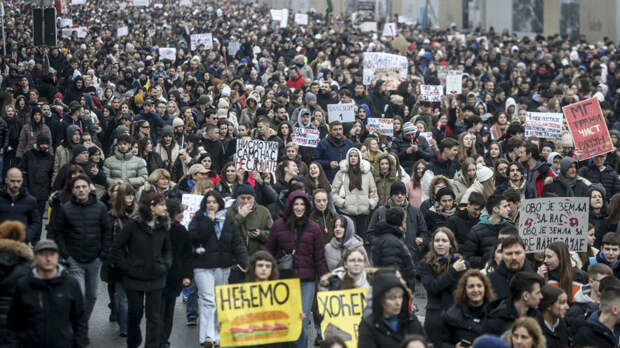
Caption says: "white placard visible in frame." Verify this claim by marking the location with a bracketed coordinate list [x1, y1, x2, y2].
[228, 40, 241, 56]
[397, 16, 416, 25]
[61, 27, 87, 38]
[519, 197, 589, 253]
[420, 132, 433, 144]
[158, 47, 176, 61]
[270, 9, 283, 21]
[117, 26, 128, 37]
[132, 0, 149, 6]
[294, 13, 308, 25]
[525, 112, 564, 139]
[437, 65, 449, 86]
[234, 139, 279, 175]
[180, 0, 191, 6]
[280, 8, 289, 28]
[446, 70, 463, 95]
[71, 0, 86, 4]
[327, 104, 355, 123]
[60, 18, 73, 28]
[154, 3, 163, 8]
[362, 52, 408, 86]
[360, 21, 377, 32]
[382, 22, 397, 38]
[293, 127, 320, 148]
[181, 194, 203, 229]
[190, 33, 213, 51]
[367, 118, 394, 136]
[420, 85, 443, 102]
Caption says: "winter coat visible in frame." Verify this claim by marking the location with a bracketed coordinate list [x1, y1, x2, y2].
[483, 298, 539, 336]
[424, 204, 455, 234]
[0, 238, 33, 345]
[312, 135, 353, 180]
[488, 259, 536, 301]
[542, 176, 590, 197]
[20, 147, 54, 201]
[437, 302, 492, 348]
[372, 152, 398, 207]
[6, 265, 88, 348]
[427, 152, 460, 179]
[370, 222, 416, 288]
[358, 273, 425, 348]
[103, 148, 148, 189]
[390, 133, 433, 172]
[109, 214, 173, 291]
[189, 209, 249, 270]
[266, 191, 329, 281]
[536, 313, 570, 348]
[165, 221, 193, 295]
[580, 163, 620, 199]
[49, 192, 112, 264]
[309, 208, 338, 245]
[227, 202, 273, 257]
[419, 255, 466, 313]
[452, 170, 474, 204]
[155, 141, 180, 172]
[590, 209, 610, 249]
[201, 137, 225, 171]
[331, 149, 378, 216]
[583, 251, 620, 279]
[53, 160, 106, 191]
[0, 186, 41, 244]
[462, 216, 512, 269]
[445, 207, 480, 247]
[16, 122, 52, 158]
[494, 179, 537, 200]
[524, 161, 555, 197]
[573, 311, 618, 348]
[324, 227, 366, 271]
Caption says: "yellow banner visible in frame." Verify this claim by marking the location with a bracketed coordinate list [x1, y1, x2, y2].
[317, 288, 369, 348]
[216, 279, 302, 347]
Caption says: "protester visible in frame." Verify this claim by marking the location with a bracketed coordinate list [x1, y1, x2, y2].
[0, 168, 41, 244]
[503, 317, 546, 348]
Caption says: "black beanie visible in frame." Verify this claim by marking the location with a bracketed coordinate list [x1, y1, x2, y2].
[386, 206, 404, 227]
[36, 134, 50, 145]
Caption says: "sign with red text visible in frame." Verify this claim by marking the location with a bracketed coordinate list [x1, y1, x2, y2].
[367, 118, 394, 136]
[420, 85, 443, 102]
[235, 139, 278, 175]
[181, 194, 203, 229]
[293, 128, 319, 148]
[362, 52, 408, 85]
[445, 70, 463, 94]
[190, 33, 213, 51]
[525, 112, 563, 139]
[563, 98, 613, 160]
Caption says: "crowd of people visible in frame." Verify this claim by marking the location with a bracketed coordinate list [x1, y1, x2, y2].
[3, 0, 620, 347]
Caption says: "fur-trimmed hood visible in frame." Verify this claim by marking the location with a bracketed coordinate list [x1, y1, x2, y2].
[0, 238, 34, 262]
[372, 152, 397, 180]
[339, 147, 371, 174]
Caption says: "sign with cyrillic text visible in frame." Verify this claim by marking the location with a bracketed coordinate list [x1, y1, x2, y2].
[190, 33, 213, 51]
[180, 194, 203, 229]
[563, 98, 613, 160]
[327, 104, 355, 123]
[317, 288, 368, 348]
[446, 70, 463, 95]
[367, 118, 394, 136]
[235, 139, 279, 175]
[293, 128, 319, 148]
[420, 85, 443, 102]
[362, 52, 408, 85]
[525, 112, 563, 139]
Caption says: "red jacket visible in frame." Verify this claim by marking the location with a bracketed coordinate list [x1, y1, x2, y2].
[286, 72, 305, 90]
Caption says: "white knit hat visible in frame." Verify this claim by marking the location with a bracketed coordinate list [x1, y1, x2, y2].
[476, 164, 494, 182]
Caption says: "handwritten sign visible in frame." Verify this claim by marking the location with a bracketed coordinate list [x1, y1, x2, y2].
[360, 22, 377, 32]
[327, 104, 355, 123]
[437, 65, 449, 86]
[293, 127, 320, 148]
[525, 112, 563, 139]
[217, 279, 302, 347]
[60, 18, 73, 28]
[446, 70, 463, 94]
[181, 194, 203, 229]
[317, 288, 368, 348]
[294, 13, 308, 25]
[228, 40, 241, 56]
[367, 118, 394, 136]
[398, 16, 416, 25]
[362, 52, 408, 86]
[420, 132, 433, 144]
[381, 22, 397, 38]
[420, 85, 443, 103]
[117, 26, 128, 37]
[132, 0, 149, 6]
[180, 0, 191, 6]
[371, 67, 404, 91]
[235, 139, 279, 175]
[190, 33, 213, 51]
[71, 0, 86, 4]
[563, 98, 613, 160]
[61, 27, 87, 38]
[519, 197, 589, 253]
[270, 9, 283, 21]
[158, 48, 176, 61]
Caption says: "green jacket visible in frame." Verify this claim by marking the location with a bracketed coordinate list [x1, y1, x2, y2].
[227, 203, 273, 256]
[103, 149, 148, 189]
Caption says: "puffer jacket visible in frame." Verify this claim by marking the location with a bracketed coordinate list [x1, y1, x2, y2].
[372, 152, 397, 207]
[371, 222, 416, 288]
[462, 215, 512, 269]
[0, 238, 33, 345]
[580, 163, 620, 199]
[452, 170, 473, 204]
[16, 122, 52, 158]
[49, 192, 112, 264]
[437, 302, 492, 348]
[332, 148, 378, 216]
[0, 186, 41, 244]
[445, 207, 480, 246]
[20, 146, 54, 201]
[390, 133, 433, 173]
[103, 148, 148, 189]
[267, 190, 329, 281]
[324, 223, 366, 271]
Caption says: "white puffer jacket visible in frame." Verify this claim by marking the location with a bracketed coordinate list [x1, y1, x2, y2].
[331, 148, 378, 216]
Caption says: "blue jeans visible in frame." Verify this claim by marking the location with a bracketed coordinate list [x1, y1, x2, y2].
[186, 281, 198, 319]
[114, 282, 128, 334]
[194, 268, 230, 343]
[296, 281, 316, 348]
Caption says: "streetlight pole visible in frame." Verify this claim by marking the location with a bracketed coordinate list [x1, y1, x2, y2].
[0, 1, 5, 57]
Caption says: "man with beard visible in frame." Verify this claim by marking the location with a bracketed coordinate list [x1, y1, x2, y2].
[543, 157, 590, 197]
[313, 121, 353, 180]
[495, 162, 537, 199]
[316, 82, 337, 110]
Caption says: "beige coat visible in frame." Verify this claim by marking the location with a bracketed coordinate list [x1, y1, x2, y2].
[331, 148, 378, 216]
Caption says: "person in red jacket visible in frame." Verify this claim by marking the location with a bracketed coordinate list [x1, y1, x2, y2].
[267, 190, 328, 348]
[286, 66, 305, 90]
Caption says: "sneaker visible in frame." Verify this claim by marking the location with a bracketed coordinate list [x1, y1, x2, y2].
[119, 331, 127, 337]
[202, 337, 215, 348]
[187, 317, 197, 326]
[109, 312, 117, 322]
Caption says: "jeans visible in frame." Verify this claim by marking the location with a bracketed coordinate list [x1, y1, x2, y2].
[66, 257, 101, 320]
[126, 288, 163, 348]
[194, 267, 230, 343]
[186, 280, 198, 319]
[114, 282, 128, 334]
[296, 281, 316, 348]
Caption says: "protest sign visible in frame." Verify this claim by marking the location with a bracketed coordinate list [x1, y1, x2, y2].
[132, 0, 149, 6]
[117, 26, 128, 37]
[437, 65, 449, 86]
[381, 22, 397, 38]
[362, 52, 408, 86]
[390, 35, 409, 54]
[360, 22, 377, 32]
[420, 132, 433, 144]
[158, 48, 176, 61]
[445, 70, 463, 94]
[217, 279, 302, 347]
[519, 197, 589, 253]
[525, 112, 563, 139]
[294, 13, 308, 25]
[180, 0, 191, 6]
[180, 194, 203, 229]
[420, 85, 443, 102]
[397, 16, 416, 25]
[317, 288, 368, 348]
[563, 97, 614, 160]
[61, 27, 87, 38]
[270, 9, 283, 21]
[228, 40, 241, 56]
[60, 18, 73, 28]
[293, 127, 320, 148]
[280, 9, 289, 28]
[371, 67, 404, 91]
[71, 0, 86, 4]
[235, 139, 279, 175]
[367, 118, 394, 136]
[190, 33, 213, 51]
[327, 104, 355, 123]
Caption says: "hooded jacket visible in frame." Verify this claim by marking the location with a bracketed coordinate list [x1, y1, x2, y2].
[266, 190, 329, 281]
[16, 115, 52, 158]
[324, 220, 366, 271]
[462, 215, 512, 269]
[53, 124, 81, 184]
[372, 152, 398, 207]
[371, 222, 417, 288]
[331, 148, 378, 216]
[542, 157, 590, 197]
[103, 148, 148, 189]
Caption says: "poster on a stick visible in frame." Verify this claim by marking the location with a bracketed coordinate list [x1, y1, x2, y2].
[327, 104, 355, 123]
[420, 85, 443, 102]
[362, 52, 408, 86]
[525, 112, 563, 139]
[518, 197, 589, 253]
[293, 128, 319, 148]
[235, 139, 279, 175]
[563, 97, 613, 160]
[367, 118, 394, 136]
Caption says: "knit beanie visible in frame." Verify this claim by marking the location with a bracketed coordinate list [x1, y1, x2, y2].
[476, 164, 494, 182]
[390, 181, 407, 196]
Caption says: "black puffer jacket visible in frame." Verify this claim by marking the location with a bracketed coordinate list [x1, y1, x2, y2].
[370, 222, 416, 288]
[20, 147, 54, 201]
[390, 133, 433, 171]
[488, 259, 536, 301]
[573, 313, 618, 348]
[50, 192, 112, 263]
[462, 217, 512, 269]
[0, 186, 41, 244]
[437, 302, 492, 348]
[542, 176, 590, 197]
[536, 313, 570, 348]
[0, 239, 33, 346]
[579, 164, 620, 199]
[445, 207, 480, 246]
[482, 298, 539, 336]
[165, 221, 193, 295]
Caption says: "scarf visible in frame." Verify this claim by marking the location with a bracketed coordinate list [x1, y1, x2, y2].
[348, 163, 362, 191]
[341, 271, 370, 290]
[387, 197, 409, 234]
[212, 209, 227, 239]
[434, 202, 456, 218]
[556, 174, 577, 197]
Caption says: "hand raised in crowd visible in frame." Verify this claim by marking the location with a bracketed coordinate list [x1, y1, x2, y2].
[537, 264, 548, 277]
[452, 258, 467, 272]
[238, 203, 253, 218]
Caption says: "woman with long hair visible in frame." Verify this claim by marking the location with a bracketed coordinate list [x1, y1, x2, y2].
[418, 227, 467, 345]
[484, 141, 503, 168]
[490, 111, 509, 141]
[16, 108, 52, 159]
[456, 131, 478, 168]
[482, 239, 503, 275]
[536, 286, 570, 348]
[405, 159, 426, 207]
[137, 137, 164, 174]
[438, 269, 496, 347]
[607, 193, 620, 233]
[537, 241, 587, 302]
[277, 121, 293, 146]
[155, 127, 180, 173]
[197, 153, 220, 186]
[246, 250, 279, 282]
[573, 223, 598, 270]
[364, 136, 383, 166]
[309, 189, 339, 244]
[324, 215, 366, 271]
[504, 317, 546, 348]
[589, 185, 609, 248]
[306, 162, 332, 194]
[3, 104, 22, 174]
[215, 162, 242, 200]
[452, 158, 477, 203]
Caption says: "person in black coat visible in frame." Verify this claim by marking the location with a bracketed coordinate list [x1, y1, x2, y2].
[445, 192, 484, 246]
[19, 134, 53, 223]
[542, 157, 590, 197]
[389, 122, 433, 171]
[426, 137, 460, 178]
[588, 184, 610, 248]
[488, 236, 536, 301]
[579, 153, 620, 199]
[573, 286, 620, 348]
[0, 168, 41, 244]
[536, 285, 570, 348]
[358, 272, 424, 348]
[161, 199, 192, 348]
[109, 191, 172, 348]
[418, 227, 468, 347]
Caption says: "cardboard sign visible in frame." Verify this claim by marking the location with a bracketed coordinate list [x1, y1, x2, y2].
[190, 33, 213, 51]
[519, 197, 589, 253]
[61, 27, 87, 38]
[60, 18, 73, 28]
[420, 85, 443, 102]
[280, 9, 289, 28]
[563, 98, 614, 160]
[228, 40, 241, 56]
[381, 22, 397, 38]
[390, 35, 409, 54]
[294, 13, 308, 25]
[117, 26, 128, 37]
[371, 67, 405, 91]
[71, 0, 86, 4]
[317, 288, 368, 348]
[235, 139, 279, 175]
[293, 127, 319, 148]
[327, 104, 355, 123]
[445, 70, 463, 94]
[367, 118, 394, 136]
[158, 48, 176, 61]
[360, 22, 377, 32]
[217, 279, 303, 347]
[180, 194, 203, 229]
[362, 52, 408, 86]
[132, 0, 149, 6]
[180, 0, 191, 6]
[525, 112, 563, 139]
